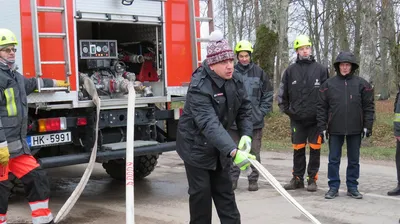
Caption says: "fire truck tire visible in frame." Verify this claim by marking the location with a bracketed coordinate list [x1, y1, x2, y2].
[134, 154, 159, 180]
[102, 154, 159, 181]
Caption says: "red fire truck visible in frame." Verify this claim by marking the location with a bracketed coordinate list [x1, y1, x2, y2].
[1, 0, 214, 181]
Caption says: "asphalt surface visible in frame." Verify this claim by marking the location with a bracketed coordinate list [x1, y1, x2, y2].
[5, 150, 400, 224]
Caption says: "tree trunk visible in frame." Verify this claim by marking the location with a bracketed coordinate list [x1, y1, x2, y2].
[276, 0, 289, 91]
[336, 0, 350, 51]
[354, 0, 362, 62]
[322, 0, 331, 66]
[254, 0, 260, 28]
[359, 0, 378, 83]
[226, 0, 235, 47]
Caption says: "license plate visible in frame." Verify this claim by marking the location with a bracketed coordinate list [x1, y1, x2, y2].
[27, 132, 72, 147]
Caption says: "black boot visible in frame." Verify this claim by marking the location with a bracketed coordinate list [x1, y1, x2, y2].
[307, 178, 317, 192]
[387, 184, 400, 196]
[347, 188, 363, 199]
[283, 176, 304, 190]
[248, 181, 258, 191]
[325, 188, 338, 199]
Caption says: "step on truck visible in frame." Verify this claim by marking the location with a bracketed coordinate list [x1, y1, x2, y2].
[1, 0, 213, 182]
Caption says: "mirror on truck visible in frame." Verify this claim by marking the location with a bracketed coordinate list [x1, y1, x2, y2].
[121, 0, 134, 6]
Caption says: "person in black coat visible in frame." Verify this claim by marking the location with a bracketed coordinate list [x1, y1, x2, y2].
[317, 51, 375, 199]
[388, 88, 400, 196]
[176, 30, 255, 224]
[277, 35, 329, 192]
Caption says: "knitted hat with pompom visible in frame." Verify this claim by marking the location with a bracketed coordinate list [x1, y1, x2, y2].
[206, 30, 235, 65]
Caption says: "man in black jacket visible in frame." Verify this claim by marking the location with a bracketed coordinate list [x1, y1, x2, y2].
[317, 51, 375, 199]
[278, 35, 329, 192]
[229, 40, 273, 192]
[387, 88, 400, 196]
[176, 30, 255, 224]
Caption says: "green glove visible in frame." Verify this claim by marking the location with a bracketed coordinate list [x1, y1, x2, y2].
[0, 142, 9, 166]
[233, 150, 256, 171]
[238, 135, 252, 153]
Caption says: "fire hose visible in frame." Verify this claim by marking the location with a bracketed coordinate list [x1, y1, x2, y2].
[54, 77, 135, 223]
[248, 158, 321, 224]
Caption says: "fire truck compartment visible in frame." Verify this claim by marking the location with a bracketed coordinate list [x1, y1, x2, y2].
[76, 21, 165, 105]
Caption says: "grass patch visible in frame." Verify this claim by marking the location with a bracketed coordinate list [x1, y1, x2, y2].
[262, 99, 397, 161]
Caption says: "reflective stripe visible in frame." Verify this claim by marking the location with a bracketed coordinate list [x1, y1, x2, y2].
[4, 88, 17, 116]
[395, 113, 400, 122]
[236, 159, 249, 168]
[0, 119, 2, 128]
[29, 199, 49, 211]
[0, 213, 6, 224]
[32, 213, 53, 224]
[8, 140, 22, 151]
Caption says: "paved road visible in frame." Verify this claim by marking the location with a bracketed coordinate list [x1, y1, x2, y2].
[6, 150, 400, 224]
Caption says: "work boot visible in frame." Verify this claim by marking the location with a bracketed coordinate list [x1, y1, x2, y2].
[324, 188, 338, 199]
[283, 176, 304, 190]
[232, 179, 238, 190]
[387, 184, 400, 196]
[248, 181, 258, 191]
[307, 179, 317, 192]
[347, 188, 363, 199]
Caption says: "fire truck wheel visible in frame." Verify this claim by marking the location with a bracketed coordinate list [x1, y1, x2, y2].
[134, 154, 159, 180]
[102, 154, 159, 181]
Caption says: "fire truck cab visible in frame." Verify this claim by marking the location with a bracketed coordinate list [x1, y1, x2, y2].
[1, 0, 209, 181]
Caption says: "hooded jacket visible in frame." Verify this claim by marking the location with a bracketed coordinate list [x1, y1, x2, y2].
[0, 63, 55, 158]
[176, 60, 253, 170]
[317, 51, 375, 135]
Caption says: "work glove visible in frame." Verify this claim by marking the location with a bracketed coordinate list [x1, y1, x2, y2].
[238, 135, 252, 153]
[362, 128, 372, 139]
[233, 150, 256, 171]
[0, 141, 10, 166]
[321, 130, 329, 143]
[54, 80, 70, 87]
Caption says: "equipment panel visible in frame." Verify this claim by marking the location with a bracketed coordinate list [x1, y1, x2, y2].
[79, 40, 118, 59]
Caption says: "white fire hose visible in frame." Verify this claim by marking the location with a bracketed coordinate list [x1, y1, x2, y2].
[248, 158, 321, 224]
[54, 78, 136, 223]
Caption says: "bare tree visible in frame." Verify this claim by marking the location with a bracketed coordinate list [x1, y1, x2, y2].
[359, 0, 378, 82]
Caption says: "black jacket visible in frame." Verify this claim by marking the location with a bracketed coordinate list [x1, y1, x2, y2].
[317, 51, 375, 135]
[0, 63, 55, 158]
[176, 61, 253, 170]
[394, 90, 400, 137]
[230, 62, 273, 130]
[278, 56, 329, 122]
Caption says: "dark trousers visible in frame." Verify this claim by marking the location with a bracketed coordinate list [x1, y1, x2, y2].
[229, 129, 262, 182]
[396, 140, 400, 184]
[328, 134, 361, 190]
[290, 120, 321, 180]
[184, 161, 240, 224]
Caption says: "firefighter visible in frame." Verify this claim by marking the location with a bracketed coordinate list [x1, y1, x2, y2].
[176, 30, 255, 223]
[0, 28, 69, 224]
[317, 51, 375, 199]
[387, 88, 400, 196]
[277, 34, 329, 192]
[229, 40, 273, 191]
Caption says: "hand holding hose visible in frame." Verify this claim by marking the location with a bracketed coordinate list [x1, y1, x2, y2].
[233, 150, 256, 171]
[238, 135, 252, 153]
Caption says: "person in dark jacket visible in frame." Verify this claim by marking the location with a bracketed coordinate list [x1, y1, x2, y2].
[277, 34, 329, 192]
[176, 30, 256, 224]
[387, 88, 400, 196]
[0, 28, 69, 224]
[229, 40, 273, 192]
[317, 51, 375, 199]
